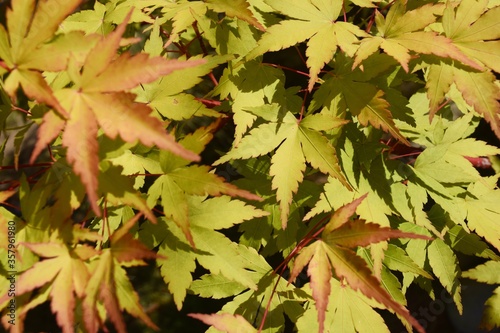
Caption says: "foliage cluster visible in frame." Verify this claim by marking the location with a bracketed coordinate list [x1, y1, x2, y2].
[1, 0, 500, 332]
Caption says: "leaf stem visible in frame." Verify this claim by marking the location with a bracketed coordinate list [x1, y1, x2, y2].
[263, 63, 310, 77]
[0, 162, 54, 170]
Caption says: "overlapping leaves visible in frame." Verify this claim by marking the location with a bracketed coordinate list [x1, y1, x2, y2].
[246, 0, 367, 90]
[215, 110, 349, 227]
[0, 216, 157, 333]
[29, 12, 203, 216]
[289, 195, 432, 333]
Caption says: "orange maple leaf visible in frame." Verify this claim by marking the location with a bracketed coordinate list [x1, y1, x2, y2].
[30, 10, 204, 215]
[289, 195, 432, 333]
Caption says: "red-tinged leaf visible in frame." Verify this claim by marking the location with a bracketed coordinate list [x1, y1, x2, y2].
[323, 220, 433, 248]
[61, 92, 100, 215]
[288, 244, 316, 284]
[206, 0, 265, 32]
[85, 92, 199, 162]
[325, 244, 425, 333]
[395, 31, 482, 71]
[110, 214, 159, 263]
[30, 110, 65, 163]
[307, 243, 333, 333]
[49, 258, 75, 333]
[5, 69, 68, 118]
[80, 10, 132, 85]
[324, 194, 368, 233]
[84, 250, 126, 333]
[13, 258, 60, 296]
[83, 249, 157, 333]
[341, 81, 409, 145]
[0, 189, 16, 203]
[22, 242, 67, 258]
[2, 0, 83, 119]
[3, 243, 92, 333]
[189, 313, 257, 333]
[453, 69, 500, 139]
[82, 53, 205, 93]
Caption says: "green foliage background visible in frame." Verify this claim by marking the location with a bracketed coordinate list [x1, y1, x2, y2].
[1, 0, 500, 332]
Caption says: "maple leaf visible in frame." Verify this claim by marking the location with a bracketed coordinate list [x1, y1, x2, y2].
[206, 0, 265, 32]
[463, 182, 500, 252]
[0, 0, 86, 116]
[246, 0, 368, 90]
[189, 313, 257, 333]
[353, 2, 482, 73]
[99, 162, 157, 223]
[424, 0, 500, 135]
[83, 214, 158, 333]
[30, 11, 204, 216]
[310, 54, 410, 145]
[138, 54, 230, 120]
[161, 0, 264, 46]
[427, 239, 462, 314]
[0, 242, 96, 333]
[147, 121, 263, 247]
[191, 266, 305, 332]
[211, 60, 287, 145]
[296, 278, 391, 332]
[289, 196, 431, 333]
[148, 195, 268, 309]
[443, 0, 500, 73]
[214, 111, 349, 227]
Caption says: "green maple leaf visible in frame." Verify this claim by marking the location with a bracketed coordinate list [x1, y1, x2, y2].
[354, 2, 481, 73]
[296, 278, 390, 333]
[98, 162, 156, 223]
[463, 260, 500, 330]
[0, 242, 96, 333]
[445, 224, 500, 261]
[147, 121, 263, 247]
[199, 270, 305, 333]
[151, 196, 268, 309]
[215, 111, 349, 227]
[29, 12, 204, 216]
[289, 195, 431, 333]
[463, 181, 500, 252]
[305, 138, 395, 231]
[61, 0, 163, 34]
[190, 274, 247, 299]
[0, 0, 86, 117]
[427, 239, 463, 313]
[245, 0, 367, 90]
[211, 60, 287, 144]
[136, 27, 231, 120]
[383, 244, 433, 280]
